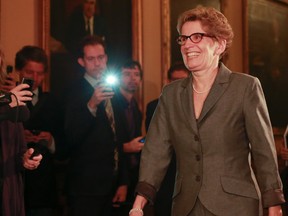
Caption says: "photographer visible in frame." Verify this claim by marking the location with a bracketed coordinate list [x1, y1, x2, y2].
[0, 48, 42, 216]
[14, 46, 57, 216]
[64, 35, 128, 216]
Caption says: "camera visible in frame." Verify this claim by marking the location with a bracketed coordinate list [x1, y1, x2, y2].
[29, 148, 40, 159]
[31, 129, 41, 136]
[104, 74, 118, 86]
[102, 73, 119, 92]
[21, 78, 34, 92]
[139, 137, 146, 143]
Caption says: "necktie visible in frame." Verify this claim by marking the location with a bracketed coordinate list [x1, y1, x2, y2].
[105, 99, 118, 171]
[86, 19, 92, 35]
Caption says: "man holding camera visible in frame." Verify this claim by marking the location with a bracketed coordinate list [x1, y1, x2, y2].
[64, 35, 128, 216]
[14, 46, 57, 216]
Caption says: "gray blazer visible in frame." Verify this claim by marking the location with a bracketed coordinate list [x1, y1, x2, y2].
[137, 63, 284, 216]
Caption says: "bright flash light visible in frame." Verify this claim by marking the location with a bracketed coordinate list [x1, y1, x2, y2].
[105, 74, 118, 86]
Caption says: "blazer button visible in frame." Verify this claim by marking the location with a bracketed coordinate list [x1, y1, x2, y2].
[194, 135, 199, 141]
[195, 155, 201, 161]
[195, 176, 201, 182]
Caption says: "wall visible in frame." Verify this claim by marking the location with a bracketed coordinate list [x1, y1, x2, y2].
[142, 0, 162, 108]
[0, 0, 39, 67]
[223, 0, 244, 73]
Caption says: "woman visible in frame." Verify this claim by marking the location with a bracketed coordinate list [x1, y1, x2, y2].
[130, 6, 284, 216]
[0, 49, 42, 216]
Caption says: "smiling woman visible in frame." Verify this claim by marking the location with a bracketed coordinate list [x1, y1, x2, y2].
[160, 0, 222, 84]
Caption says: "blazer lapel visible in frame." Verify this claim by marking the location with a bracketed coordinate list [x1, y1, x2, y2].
[180, 75, 198, 134]
[197, 63, 231, 123]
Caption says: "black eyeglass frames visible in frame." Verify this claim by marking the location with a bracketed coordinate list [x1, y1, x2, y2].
[176, 32, 214, 45]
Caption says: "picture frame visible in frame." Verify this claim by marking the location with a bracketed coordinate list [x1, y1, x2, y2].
[244, 0, 288, 127]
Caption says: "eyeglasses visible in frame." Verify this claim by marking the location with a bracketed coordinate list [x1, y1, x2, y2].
[176, 33, 214, 45]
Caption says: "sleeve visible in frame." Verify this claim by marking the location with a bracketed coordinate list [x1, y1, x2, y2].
[64, 95, 99, 152]
[135, 89, 173, 204]
[243, 77, 285, 207]
[0, 105, 29, 122]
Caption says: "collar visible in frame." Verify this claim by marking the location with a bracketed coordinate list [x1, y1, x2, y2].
[84, 73, 100, 87]
[32, 88, 39, 98]
[84, 15, 93, 23]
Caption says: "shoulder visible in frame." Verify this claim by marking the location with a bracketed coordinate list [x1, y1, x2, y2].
[230, 72, 261, 88]
[218, 63, 260, 87]
[162, 76, 190, 95]
[146, 99, 159, 110]
[66, 78, 93, 102]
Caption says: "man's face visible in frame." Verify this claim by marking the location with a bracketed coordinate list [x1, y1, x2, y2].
[78, 44, 107, 80]
[83, 0, 96, 18]
[120, 66, 141, 93]
[19, 61, 45, 91]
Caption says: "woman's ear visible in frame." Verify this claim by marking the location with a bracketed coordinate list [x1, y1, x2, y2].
[215, 39, 227, 56]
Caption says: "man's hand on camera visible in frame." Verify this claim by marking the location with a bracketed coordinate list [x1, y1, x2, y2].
[9, 83, 32, 107]
[87, 85, 114, 110]
[123, 136, 145, 153]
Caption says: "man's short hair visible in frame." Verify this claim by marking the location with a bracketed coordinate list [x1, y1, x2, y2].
[167, 62, 189, 80]
[77, 35, 106, 59]
[15, 46, 48, 72]
[119, 59, 143, 79]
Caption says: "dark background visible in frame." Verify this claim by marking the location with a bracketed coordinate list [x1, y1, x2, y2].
[248, 0, 288, 127]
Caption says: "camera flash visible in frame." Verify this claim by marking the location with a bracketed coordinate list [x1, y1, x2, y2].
[105, 75, 118, 85]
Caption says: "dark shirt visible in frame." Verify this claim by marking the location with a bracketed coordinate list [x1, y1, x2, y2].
[112, 90, 142, 206]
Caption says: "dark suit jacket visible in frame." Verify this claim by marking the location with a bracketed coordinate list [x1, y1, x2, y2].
[136, 63, 285, 216]
[65, 7, 106, 53]
[23, 88, 57, 208]
[65, 78, 127, 196]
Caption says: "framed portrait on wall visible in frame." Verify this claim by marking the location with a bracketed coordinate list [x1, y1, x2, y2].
[45, 0, 143, 97]
[245, 0, 288, 127]
[50, 0, 132, 65]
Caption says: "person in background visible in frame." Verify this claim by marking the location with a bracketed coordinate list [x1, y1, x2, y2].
[65, 0, 106, 54]
[130, 6, 284, 216]
[111, 60, 144, 215]
[0, 49, 42, 216]
[13, 46, 57, 216]
[64, 35, 127, 216]
[145, 62, 189, 216]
